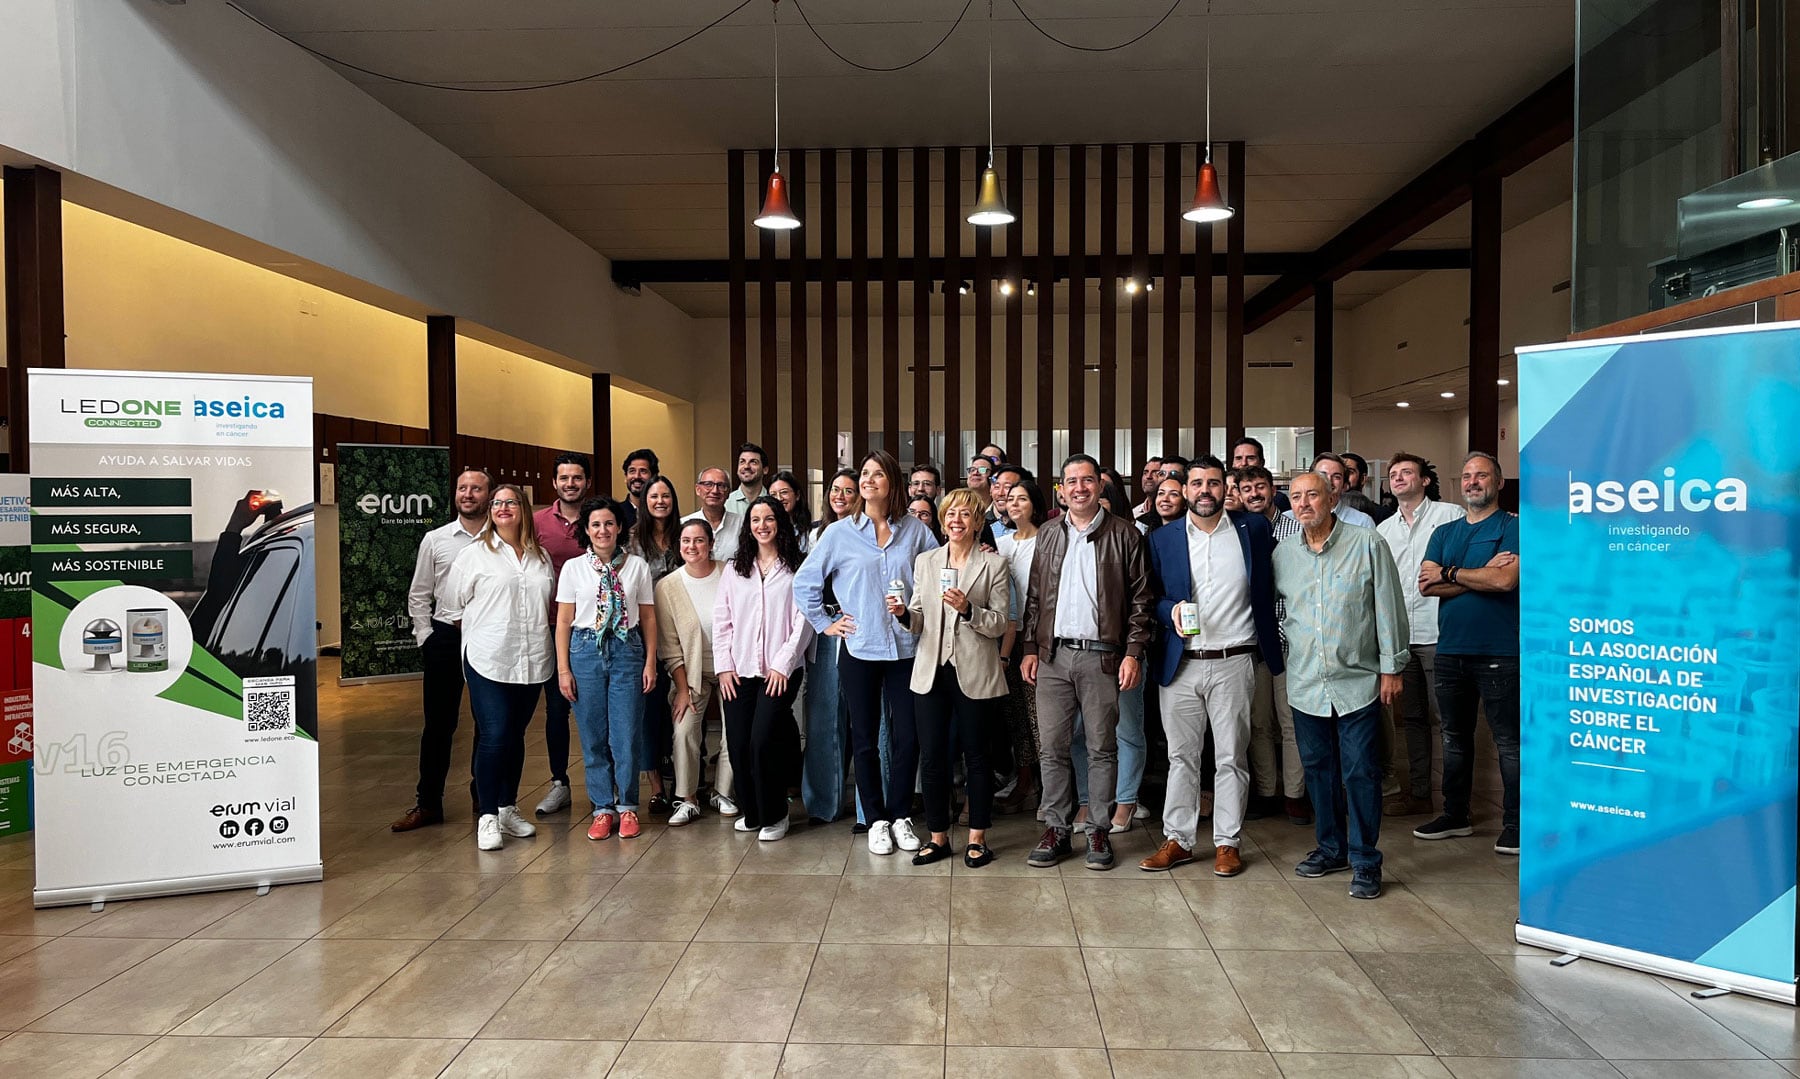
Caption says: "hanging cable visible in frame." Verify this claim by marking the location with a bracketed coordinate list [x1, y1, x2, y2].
[1006, 0, 1183, 53]
[790, 0, 974, 72]
[224, 0, 758, 92]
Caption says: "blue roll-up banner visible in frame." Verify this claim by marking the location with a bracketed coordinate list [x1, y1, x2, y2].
[1517, 322, 1800, 1004]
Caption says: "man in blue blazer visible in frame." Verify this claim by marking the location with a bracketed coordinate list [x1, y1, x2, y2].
[1140, 454, 1285, 877]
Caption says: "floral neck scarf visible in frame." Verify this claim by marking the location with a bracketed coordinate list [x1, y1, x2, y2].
[590, 548, 629, 640]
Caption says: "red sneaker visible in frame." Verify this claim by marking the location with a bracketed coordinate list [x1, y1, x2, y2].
[619, 810, 642, 839]
[587, 812, 615, 841]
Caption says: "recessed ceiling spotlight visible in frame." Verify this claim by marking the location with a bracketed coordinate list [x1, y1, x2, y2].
[1738, 196, 1795, 210]
[1396, 401, 1410, 408]
[1440, 391, 1456, 398]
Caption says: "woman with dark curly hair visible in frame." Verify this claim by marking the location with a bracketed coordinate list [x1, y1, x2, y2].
[715, 496, 814, 840]
[555, 496, 658, 842]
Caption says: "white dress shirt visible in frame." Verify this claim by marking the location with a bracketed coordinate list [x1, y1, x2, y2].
[681, 508, 742, 562]
[1376, 497, 1466, 646]
[1052, 510, 1105, 641]
[442, 537, 556, 684]
[407, 518, 483, 646]
[1184, 515, 1256, 650]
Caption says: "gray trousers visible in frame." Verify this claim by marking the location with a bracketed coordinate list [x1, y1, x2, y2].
[1250, 663, 1307, 799]
[1161, 654, 1255, 850]
[1388, 644, 1439, 800]
[1034, 649, 1120, 831]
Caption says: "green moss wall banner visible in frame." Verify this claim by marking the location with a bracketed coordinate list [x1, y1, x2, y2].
[337, 444, 450, 683]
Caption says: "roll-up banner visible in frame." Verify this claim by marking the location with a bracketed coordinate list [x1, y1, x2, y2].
[28, 369, 320, 907]
[0, 476, 33, 837]
[1517, 322, 1800, 1003]
[336, 443, 450, 685]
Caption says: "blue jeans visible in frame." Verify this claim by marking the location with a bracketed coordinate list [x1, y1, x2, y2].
[1292, 699, 1384, 871]
[1072, 681, 1147, 808]
[569, 629, 646, 814]
[802, 639, 849, 821]
[1434, 653, 1521, 831]
[464, 661, 541, 817]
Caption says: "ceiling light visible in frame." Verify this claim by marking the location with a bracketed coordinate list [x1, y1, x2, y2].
[753, 0, 800, 231]
[999, 280, 1014, 296]
[1145, 278, 1155, 292]
[1183, 1, 1235, 224]
[1396, 401, 1410, 408]
[1497, 378, 1510, 385]
[967, 1, 1015, 228]
[958, 280, 971, 295]
[1440, 391, 1456, 398]
[1125, 279, 1140, 294]
[1025, 280, 1037, 297]
[1738, 196, 1795, 210]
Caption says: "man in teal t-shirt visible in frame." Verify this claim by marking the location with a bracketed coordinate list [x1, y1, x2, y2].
[1415, 452, 1521, 856]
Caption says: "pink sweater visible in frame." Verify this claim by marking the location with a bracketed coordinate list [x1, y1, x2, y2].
[713, 560, 814, 679]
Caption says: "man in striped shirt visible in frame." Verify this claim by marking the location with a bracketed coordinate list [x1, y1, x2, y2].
[1273, 472, 1410, 900]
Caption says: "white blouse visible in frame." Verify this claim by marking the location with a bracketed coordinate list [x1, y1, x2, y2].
[443, 537, 555, 684]
[555, 551, 656, 631]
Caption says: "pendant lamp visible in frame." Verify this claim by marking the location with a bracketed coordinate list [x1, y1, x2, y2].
[755, 0, 800, 230]
[968, 0, 1015, 227]
[1184, 2, 1234, 224]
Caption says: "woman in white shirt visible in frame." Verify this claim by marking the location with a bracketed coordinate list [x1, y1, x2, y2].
[994, 478, 1048, 815]
[556, 496, 658, 842]
[654, 517, 729, 827]
[715, 497, 814, 841]
[443, 483, 555, 852]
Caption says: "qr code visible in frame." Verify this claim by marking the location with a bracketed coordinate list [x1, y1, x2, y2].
[243, 676, 296, 734]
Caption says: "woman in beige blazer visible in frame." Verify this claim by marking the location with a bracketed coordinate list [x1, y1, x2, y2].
[654, 518, 731, 826]
[889, 488, 1011, 867]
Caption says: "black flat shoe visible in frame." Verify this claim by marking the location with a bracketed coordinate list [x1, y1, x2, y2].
[912, 841, 954, 866]
[962, 843, 994, 868]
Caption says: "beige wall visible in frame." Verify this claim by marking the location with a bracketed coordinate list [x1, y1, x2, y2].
[614, 387, 696, 499]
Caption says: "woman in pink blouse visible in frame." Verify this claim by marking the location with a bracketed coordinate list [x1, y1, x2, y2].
[715, 496, 814, 841]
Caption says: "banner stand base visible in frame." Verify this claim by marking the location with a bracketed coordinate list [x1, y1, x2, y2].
[34, 863, 324, 910]
[1516, 923, 1797, 1005]
[338, 672, 424, 688]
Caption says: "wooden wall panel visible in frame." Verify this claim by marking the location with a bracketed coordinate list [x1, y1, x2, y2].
[819, 150, 840, 477]
[1098, 145, 1119, 469]
[788, 150, 809, 475]
[1225, 140, 1246, 445]
[1469, 169, 1502, 455]
[1066, 146, 1086, 458]
[913, 147, 932, 463]
[758, 147, 779, 464]
[1130, 143, 1150, 482]
[881, 146, 901, 458]
[850, 150, 871, 453]
[973, 188, 993, 460]
[1005, 144, 1024, 464]
[1193, 147, 1214, 458]
[943, 148, 963, 468]
[1161, 143, 1182, 452]
[1035, 144, 1056, 482]
[728, 150, 748, 452]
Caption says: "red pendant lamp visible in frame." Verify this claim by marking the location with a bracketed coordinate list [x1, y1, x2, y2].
[754, 0, 800, 231]
[1184, 2, 1234, 224]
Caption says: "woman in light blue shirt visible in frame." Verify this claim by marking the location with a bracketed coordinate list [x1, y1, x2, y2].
[794, 449, 939, 856]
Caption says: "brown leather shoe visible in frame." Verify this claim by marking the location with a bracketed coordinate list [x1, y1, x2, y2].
[1383, 793, 1433, 817]
[391, 805, 443, 832]
[1213, 844, 1245, 877]
[1138, 838, 1196, 872]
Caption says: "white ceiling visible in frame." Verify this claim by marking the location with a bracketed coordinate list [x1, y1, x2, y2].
[233, 0, 1576, 317]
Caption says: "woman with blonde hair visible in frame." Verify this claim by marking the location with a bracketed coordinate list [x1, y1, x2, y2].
[897, 487, 1011, 866]
[443, 483, 554, 852]
[794, 449, 939, 856]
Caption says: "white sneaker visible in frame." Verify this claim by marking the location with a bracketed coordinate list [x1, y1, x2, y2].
[868, 820, 895, 855]
[712, 791, 741, 817]
[734, 816, 755, 832]
[758, 818, 790, 842]
[497, 806, 536, 838]
[891, 817, 922, 852]
[534, 780, 571, 816]
[477, 814, 503, 851]
[1133, 804, 1150, 821]
[669, 800, 701, 827]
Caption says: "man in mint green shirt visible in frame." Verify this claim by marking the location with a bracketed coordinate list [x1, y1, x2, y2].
[1273, 472, 1410, 900]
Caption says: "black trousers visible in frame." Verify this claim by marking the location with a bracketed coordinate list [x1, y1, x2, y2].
[839, 653, 920, 822]
[416, 621, 466, 812]
[723, 672, 805, 830]
[916, 665, 1000, 833]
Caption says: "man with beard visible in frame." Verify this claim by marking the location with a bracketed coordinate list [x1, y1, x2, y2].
[1140, 456, 1283, 877]
[725, 443, 768, 515]
[392, 468, 492, 831]
[1416, 452, 1521, 856]
[621, 448, 659, 528]
[529, 451, 595, 816]
[1340, 452, 1388, 524]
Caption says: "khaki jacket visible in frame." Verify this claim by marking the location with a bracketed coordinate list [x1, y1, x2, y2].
[902, 546, 1010, 699]
[1021, 508, 1155, 662]
[655, 562, 721, 679]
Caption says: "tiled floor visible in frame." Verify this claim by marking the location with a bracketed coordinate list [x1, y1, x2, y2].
[1, 659, 1797, 1077]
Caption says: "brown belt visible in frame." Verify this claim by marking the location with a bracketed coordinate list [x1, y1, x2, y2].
[1177, 643, 1259, 662]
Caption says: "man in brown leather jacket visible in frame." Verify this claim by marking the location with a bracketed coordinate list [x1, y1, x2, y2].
[1020, 454, 1155, 870]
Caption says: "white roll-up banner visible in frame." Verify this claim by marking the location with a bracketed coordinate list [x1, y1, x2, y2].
[29, 370, 320, 907]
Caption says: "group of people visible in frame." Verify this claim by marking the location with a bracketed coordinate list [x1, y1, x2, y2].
[393, 432, 1520, 899]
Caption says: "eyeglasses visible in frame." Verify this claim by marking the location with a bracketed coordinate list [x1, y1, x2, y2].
[696, 481, 728, 490]
[967, 465, 992, 476]
[491, 499, 521, 509]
